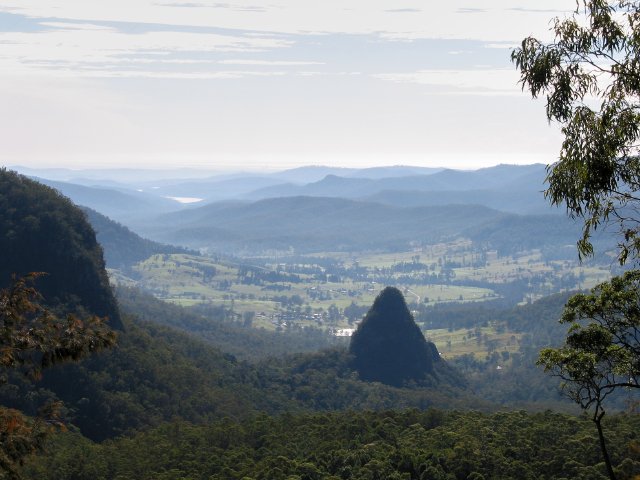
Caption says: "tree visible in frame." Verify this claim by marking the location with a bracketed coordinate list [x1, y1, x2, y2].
[513, 2, 640, 478]
[344, 301, 366, 325]
[512, 0, 640, 265]
[0, 273, 116, 478]
[538, 271, 640, 480]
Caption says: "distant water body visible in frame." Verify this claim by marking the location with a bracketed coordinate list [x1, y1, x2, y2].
[165, 196, 203, 204]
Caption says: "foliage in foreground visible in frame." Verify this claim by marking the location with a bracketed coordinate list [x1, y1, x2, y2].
[0, 274, 116, 478]
[513, 0, 640, 264]
[24, 409, 640, 480]
[539, 271, 640, 412]
[513, 2, 640, 477]
[539, 271, 640, 478]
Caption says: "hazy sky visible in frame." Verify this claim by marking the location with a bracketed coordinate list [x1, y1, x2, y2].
[0, 1, 575, 171]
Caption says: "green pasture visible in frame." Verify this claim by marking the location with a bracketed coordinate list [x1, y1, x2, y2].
[112, 242, 613, 334]
[126, 253, 499, 317]
[425, 326, 523, 361]
[403, 284, 497, 305]
[349, 244, 610, 292]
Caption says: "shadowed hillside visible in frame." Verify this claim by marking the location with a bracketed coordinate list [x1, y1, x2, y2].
[349, 287, 444, 387]
[82, 207, 192, 270]
[0, 169, 122, 329]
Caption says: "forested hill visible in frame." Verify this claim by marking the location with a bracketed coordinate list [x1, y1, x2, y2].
[0, 274, 585, 446]
[350, 287, 449, 387]
[463, 213, 584, 256]
[4, 307, 475, 441]
[82, 207, 192, 270]
[144, 196, 578, 254]
[0, 169, 122, 329]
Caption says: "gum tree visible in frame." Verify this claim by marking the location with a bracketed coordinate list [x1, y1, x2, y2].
[512, 2, 640, 478]
[538, 271, 640, 479]
[513, 0, 640, 264]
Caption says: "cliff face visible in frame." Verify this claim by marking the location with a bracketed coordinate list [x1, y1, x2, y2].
[349, 287, 440, 387]
[0, 169, 122, 329]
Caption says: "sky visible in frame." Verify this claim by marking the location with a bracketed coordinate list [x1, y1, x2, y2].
[0, 1, 576, 171]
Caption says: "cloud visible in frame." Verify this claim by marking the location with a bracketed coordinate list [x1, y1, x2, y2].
[296, 71, 361, 77]
[0, 3, 573, 84]
[0, 1, 576, 42]
[155, 2, 268, 13]
[384, 9, 421, 13]
[457, 8, 487, 14]
[70, 70, 287, 79]
[508, 7, 569, 14]
[39, 21, 118, 31]
[0, 24, 293, 78]
[375, 68, 522, 96]
[218, 59, 324, 66]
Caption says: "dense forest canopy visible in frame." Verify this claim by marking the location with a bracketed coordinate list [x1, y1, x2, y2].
[349, 287, 446, 387]
[24, 409, 640, 480]
[0, 169, 121, 329]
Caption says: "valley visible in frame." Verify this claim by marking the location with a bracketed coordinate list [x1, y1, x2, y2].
[2, 164, 638, 480]
[6, 2, 640, 477]
[108, 238, 612, 361]
[46, 163, 619, 366]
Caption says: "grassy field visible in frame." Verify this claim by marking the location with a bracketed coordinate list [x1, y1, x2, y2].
[425, 326, 523, 361]
[112, 240, 612, 334]
[122, 253, 503, 329]
[106, 244, 598, 361]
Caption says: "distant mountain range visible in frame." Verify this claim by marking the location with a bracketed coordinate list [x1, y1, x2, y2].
[11, 164, 442, 188]
[137, 195, 579, 255]
[246, 164, 550, 213]
[33, 177, 183, 223]
[9, 163, 579, 256]
[270, 164, 444, 183]
[16, 163, 553, 217]
[146, 175, 286, 202]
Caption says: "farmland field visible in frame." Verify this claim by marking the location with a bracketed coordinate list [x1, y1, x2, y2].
[110, 237, 612, 340]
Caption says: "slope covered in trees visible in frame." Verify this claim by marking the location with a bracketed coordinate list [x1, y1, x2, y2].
[115, 286, 339, 361]
[0, 169, 121, 329]
[82, 207, 191, 271]
[349, 287, 446, 386]
[0, 311, 476, 442]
